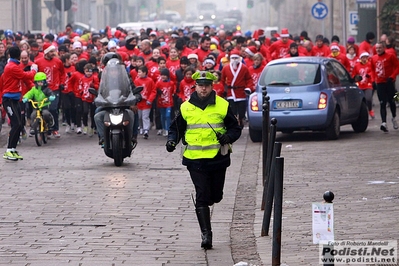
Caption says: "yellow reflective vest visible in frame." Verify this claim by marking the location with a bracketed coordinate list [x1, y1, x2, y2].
[181, 96, 229, 159]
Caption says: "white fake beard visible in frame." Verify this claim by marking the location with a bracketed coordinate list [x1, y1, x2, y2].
[231, 59, 240, 69]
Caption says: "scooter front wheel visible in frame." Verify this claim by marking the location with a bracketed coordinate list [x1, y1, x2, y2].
[112, 134, 123, 166]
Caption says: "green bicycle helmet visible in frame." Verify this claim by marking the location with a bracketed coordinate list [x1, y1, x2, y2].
[34, 72, 47, 82]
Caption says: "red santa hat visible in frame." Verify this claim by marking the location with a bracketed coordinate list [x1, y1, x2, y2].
[149, 31, 157, 37]
[245, 46, 257, 57]
[330, 45, 340, 51]
[280, 28, 290, 38]
[43, 43, 56, 54]
[229, 49, 241, 58]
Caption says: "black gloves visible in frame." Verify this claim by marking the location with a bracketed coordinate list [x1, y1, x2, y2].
[166, 140, 176, 152]
[387, 77, 394, 84]
[217, 133, 230, 145]
[354, 75, 362, 82]
[59, 84, 65, 91]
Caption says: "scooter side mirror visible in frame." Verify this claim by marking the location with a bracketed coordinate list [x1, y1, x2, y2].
[89, 88, 98, 97]
[132, 86, 143, 95]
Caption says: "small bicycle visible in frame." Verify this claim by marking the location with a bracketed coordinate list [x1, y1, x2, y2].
[29, 98, 49, 146]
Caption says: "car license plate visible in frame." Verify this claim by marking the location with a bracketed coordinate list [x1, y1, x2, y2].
[274, 100, 301, 109]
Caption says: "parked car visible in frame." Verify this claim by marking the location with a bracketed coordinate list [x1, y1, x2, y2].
[247, 57, 369, 142]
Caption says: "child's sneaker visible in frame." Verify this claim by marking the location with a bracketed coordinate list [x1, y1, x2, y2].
[88, 128, 94, 137]
[162, 130, 168, 137]
[3, 151, 18, 161]
[52, 131, 61, 138]
[65, 125, 71, 133]
[11, 150, 23, 160]
[139, 128, 144, 135]
[83, 127, 88, 135]
[70, 123, 75, 131]
[76, 127, 82, 134]
[143, 131, 149, 139]
[157, 130, 162, 135]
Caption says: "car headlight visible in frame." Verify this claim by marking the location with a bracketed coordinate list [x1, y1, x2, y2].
[109, 114, 123, 125]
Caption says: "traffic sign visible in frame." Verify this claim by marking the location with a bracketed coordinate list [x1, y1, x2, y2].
[348, 11, 358, 35]
[311, 2, 328, 20]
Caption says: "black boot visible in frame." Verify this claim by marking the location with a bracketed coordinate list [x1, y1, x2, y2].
[196, 206, 213, 249]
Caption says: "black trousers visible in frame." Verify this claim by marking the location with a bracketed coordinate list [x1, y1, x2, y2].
[376, 81, 396, 122]
[188, 166, 227, 207]
[2, 97, 23, 149]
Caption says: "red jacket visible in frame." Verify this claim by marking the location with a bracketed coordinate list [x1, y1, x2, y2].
[213, 82, 225, 98]
[1, 59, 36, 99]
[194, 48, 211, 64]
[134, 76, 156, 110]
[146, 60, 159, 83]
[311, 45, 330, 57]
[62, 65, 76, 94]
[80, 73, 99, 103]
[166, 58, 180, 76]
[370, 52, 399, 83]
[352, 61, 373, 89]
[329, 53, 351, 72]
[155, 79, 175, 108]
[221, 62, 253, 100]
[359, 41, 373, 56]
[248, 64, 265, 89]
[35, 56, 65, 91]
[178, 77, 196, 101]
[69, 71, 85, 98]
[268, 39, 294, 60]
[19, 61, 35, 96]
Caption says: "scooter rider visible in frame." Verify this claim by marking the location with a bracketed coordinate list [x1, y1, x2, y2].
[94, 52, 140, 147]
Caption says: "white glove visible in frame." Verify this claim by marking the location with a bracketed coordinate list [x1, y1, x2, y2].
[31, 64, 38, 72]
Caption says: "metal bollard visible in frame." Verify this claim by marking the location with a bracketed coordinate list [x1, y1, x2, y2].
[272, 157, 284, 266]
[262, 86, 270, 186]
[261, 117, 277, 210]
[261, 141, 281, 236]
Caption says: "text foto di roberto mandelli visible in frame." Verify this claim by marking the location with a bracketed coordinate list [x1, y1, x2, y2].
[326, 240, 393, 246]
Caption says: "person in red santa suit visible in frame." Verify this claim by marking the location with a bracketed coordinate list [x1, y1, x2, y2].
[268, 28, 294, 60]
[221, 49, 254, 128]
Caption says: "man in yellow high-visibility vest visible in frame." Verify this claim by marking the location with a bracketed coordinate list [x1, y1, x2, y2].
[165, 70, 242, 249]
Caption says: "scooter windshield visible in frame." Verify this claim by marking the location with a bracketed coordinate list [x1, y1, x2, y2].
[95, 59, 135, 107]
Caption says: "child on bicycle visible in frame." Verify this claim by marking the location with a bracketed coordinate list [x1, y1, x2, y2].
[22, 72, 55, 134]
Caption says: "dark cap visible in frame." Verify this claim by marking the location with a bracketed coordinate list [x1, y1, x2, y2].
[160, 68, 170, 77]
[180, 56, 189, 65]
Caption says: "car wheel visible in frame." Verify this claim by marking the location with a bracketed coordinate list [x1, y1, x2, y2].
[351, 101, 369, 133]
[325, 111, 340, 140]
[249, 127, 262, 142]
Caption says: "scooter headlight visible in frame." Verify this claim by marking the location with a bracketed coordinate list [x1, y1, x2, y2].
[109, 113, 123, 125]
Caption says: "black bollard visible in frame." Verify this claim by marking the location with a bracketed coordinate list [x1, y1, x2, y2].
[272, 157, 284, 266]
[261, 117, 277, 210]
[261, 142, 281, 236]
[262, 86, 270, 187]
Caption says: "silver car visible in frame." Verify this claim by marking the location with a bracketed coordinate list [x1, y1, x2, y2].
[247, 57, 369, 142]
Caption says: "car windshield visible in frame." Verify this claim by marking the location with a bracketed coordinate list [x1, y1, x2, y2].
[260, 62, 321, 87]
[95, 59, 136, 107]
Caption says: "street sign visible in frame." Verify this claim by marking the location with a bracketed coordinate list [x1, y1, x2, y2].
[349, 11, 358, 35]
[311, 2, 328, 20]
